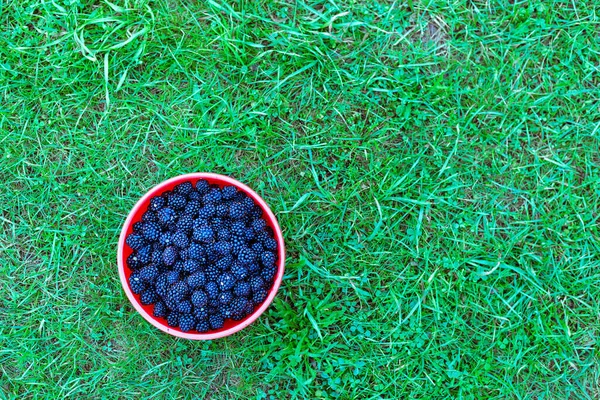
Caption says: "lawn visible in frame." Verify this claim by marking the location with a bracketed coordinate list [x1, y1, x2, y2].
[1, 0, 600, 398]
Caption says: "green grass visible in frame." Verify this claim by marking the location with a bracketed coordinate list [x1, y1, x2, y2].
[1, 0, 600, 398]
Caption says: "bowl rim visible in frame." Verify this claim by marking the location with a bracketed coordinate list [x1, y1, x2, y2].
[117, 172, 285, 340]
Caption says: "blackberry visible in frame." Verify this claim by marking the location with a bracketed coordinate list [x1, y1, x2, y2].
[219, 291, 233, 305]
[179, 248, 190, 261]
[251, 242, 264, 254]
[215, 203, 228, 217]
[173, 260, 185, 272]
[127, 253, 143, 270]
[230, 237, 246, 255]
[193, 225, 214, 243]
[218, 273, 236, 291]
[247, 262, 260, 274]
[187, 272, 206, 289]
[230, 297, 249, 315]
[136, 245, 152, 264]
[252, 288, 268, 305]
[222, 185, 237, 200]
[214, 241, 232, 256]
[261, 252, 276, 268]
[157, 207, 176, 226]
[211, 217, 225, 231]
[250, 276, 265, 292]
[188, 243, 206, 262]
[176, 215, 194, 232]
[207, 305, 219, 315]
[140, 288, 158, 305]
[203, 188, 222, 204]
[205, 281, 219, 299]
[151, 248, 163, 264]
[232, 313, 245, 321]
[183, 259, 201, 273]
[166, 271, 180, 285]
[242, 196, 255, 210]
[184, 200, 202, 216]
[162, 246, 177, 266]
[193, 306, 209, 320]
[250, 204, 263, 219]
[149, 196, 166, 211]
[209, 298, 221, 308]
[244, 228, 256, 241]
[261, 265, 277, 282]
[159, 231, 173, 246]
[167, 311, 180, 327]
[205, 265, 220, 281]
[192, 218, 209, 231]
[243, 301, 254, 315]
[191, 290, 208, 307]
[231, 262, 248, 280]
[229, 202, 246, 219]
[238, 247, 257, 264]
[129, 272, 146, 294]
[153, 300, 168, 318]
[251, 219, 267, 233]
[179, 314, 196, 332]
[230, 221, 246, 237]
[195, 179, 210, 194]
[255, 230, 269, 243]
[168, 281, 189, 302]
[174, 181, 194, 195]
[155, 273, 169, 297]
[141, 210, 158, 223]
[126, 234, 146, 250]
[139, 264, 159, 282]
[196, 319, 211, 332]
[165, 295, 179, 312]
[133, 221, 144, 233]
[168, 193, 187, 210]
[216, 227, 231, 241]
[198, 203, 215, 219]
[218, 304, 232, 319]
[188, 190, 201, 201]
[141, 222, 161, 241]
[234, 281, 251, 297]
[234, 191, 247, 202]
[172, 230, 189, 248]
[178, 300, 193, 314]
[263, 237, 277, 251]
[216, 255, 233, 271]
[209, 314, 225, 330]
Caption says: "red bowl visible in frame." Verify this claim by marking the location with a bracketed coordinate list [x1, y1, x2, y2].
[117, 173, 285, 340]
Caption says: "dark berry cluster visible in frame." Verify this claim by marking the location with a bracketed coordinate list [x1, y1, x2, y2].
[125, 180, 278, 332]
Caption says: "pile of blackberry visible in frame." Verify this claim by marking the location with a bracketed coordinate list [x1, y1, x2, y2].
[125, 180, 278, 332]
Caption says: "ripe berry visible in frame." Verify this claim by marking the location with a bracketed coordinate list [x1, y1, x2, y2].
[167, 312, 180, 327]
[168, 281, 189, 302]
[252, 288, 268, 305]
[184, 200, 202, 216]
[142, 210, 158, 223]
[179, 314, 196, 332]
[205, 265, 220, 281]
[250, 276, 265, 292]
[250, 205, 263, 219]
[155, 273, 169, 297]
[216, 227, 231, 241]
[176, 215, 194, 232]
[168, 193, 187, 210]
[166, 271, 180, 285]
[142, 222, 161, 241]
[187, 272, 206, 289]
[159, 232, 173, 246]
[238, 247, 257, 264]
[231, 262, 248, 280]
[129, 272, 146, 294]
[139, 264, 158, 282]
[196, 320, 210, 332]
[195, 179, 210, 194]
[149, 196, 166, 211]
[153, 301, 168, 318]
[222, 185, 237, 200]
[219, 291, 233, 305]
[218, 273, 236, 291]
[191, 290, 208, 307]
[233, 281, 251, 297]
[178, 300, 193, 314]
[174, 181, 194, 195]
[133, 221, 144, 233]
[183, 259, 201, 273]
[205, 282, 219, 299]
[198, 203, 216, 219]
[194, 306, 209, 320]
[230, 221, 246, 237]
[251, 219, 267, 233]
[203, 188, 222, 204]
[140, 288, 158, 305]
[127, 253, 143, 270]
[126, 234, 146, 250]
[136, 245, 152, 264]
[216, 255, 233, 271]
[209, 314, 224, 329]
[263, 237, 277, 251]
[193, 225, 214, 243]
[188, 190, 201, 201]
[157, 207, 176, 226]
[230, 297, 249, 315]
[162, 246, 177, 266]
[229, 202, 246, 219]
[261, 265, 277, 282]
[172, 230, 189, 249]
[214, 241, 232, 256]
[215, 204, 228, 217]
[261, 252, 276, 268]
